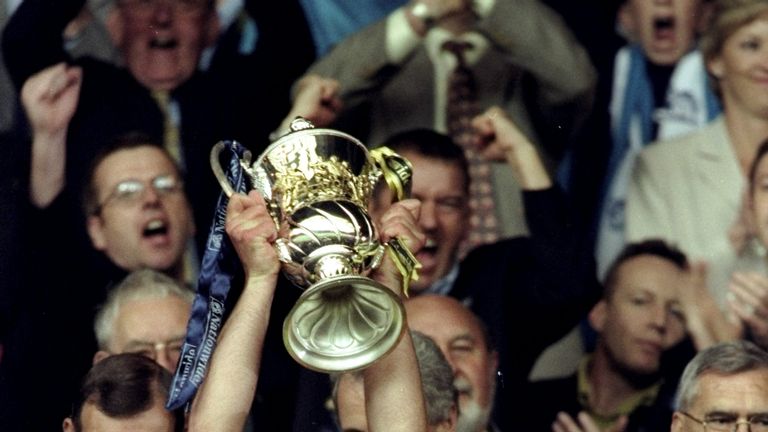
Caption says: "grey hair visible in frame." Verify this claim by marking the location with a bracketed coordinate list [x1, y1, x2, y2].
[411, 330, 457, 425]
[94, 269, 194, 350]
[675, 340, 768, 410]
[331, 331, 456, 426]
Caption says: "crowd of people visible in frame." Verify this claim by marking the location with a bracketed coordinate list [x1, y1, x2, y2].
[3, 0, 768, 431]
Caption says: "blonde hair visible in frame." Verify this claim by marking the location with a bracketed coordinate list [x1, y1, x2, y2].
[701, 0, 768, 63]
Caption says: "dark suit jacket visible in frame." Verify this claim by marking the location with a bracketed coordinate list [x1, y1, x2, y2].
[2, 1, 314, 429]
[449, 188, 602, 431]
[518, 372, 676, 432]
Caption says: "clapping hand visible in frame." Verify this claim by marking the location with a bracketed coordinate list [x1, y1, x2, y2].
[728, 271, 768, 348]
[552, 412, 627, 432]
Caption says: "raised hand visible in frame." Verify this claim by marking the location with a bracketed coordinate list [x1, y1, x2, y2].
[225, 190, 280, 282]
[471, 106, 551, 190]
[405, 0, 474, 35]
[21, 62, 82, 139]
[23, 62, 83, 207]
[279, 74, 343, 134]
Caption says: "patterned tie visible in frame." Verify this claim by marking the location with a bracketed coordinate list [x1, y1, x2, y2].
[151, 90, 184, 167]
[443, 40, 499, 251]
[150, 90, 197, 283]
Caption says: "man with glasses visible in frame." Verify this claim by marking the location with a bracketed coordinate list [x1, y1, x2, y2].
[82, 134, 196, 281]
[672, 340, 768, 432]
[0, 133, 198, 431]
[3, 0, 226, 252]
[92, 269, 193, 372]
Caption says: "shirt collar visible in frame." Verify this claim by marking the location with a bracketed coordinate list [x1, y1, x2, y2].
[423, 262, 460, 296]
[576, 355, 663, 429]
[424, 27, 489, 68]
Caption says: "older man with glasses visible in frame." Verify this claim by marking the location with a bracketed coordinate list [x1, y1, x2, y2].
[91, 269, 193, 372]
[672, 341, 768, 432]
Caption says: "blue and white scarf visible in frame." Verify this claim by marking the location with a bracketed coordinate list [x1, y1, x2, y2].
[595, 45, 720, 278]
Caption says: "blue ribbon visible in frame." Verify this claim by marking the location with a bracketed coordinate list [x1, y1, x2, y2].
[167, 141, 250, 410]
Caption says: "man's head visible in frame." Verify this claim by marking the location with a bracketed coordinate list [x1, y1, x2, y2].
[333, 331, 458, 432]
[62, 353, 183, 432]
[672, 341, 768, 431]
[84, 133, 195, 276]
[109, 0, 218, 91]
[618, 0, 707, 65]
[93, 269, 193, 371]
[371, 130, 470, 293]
[590, 240, 689, 379]
[405, 295, 497, 432]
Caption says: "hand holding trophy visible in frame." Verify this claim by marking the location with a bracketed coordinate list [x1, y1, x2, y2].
[211, 118, 420, 372]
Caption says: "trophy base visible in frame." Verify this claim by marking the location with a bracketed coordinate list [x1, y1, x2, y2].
[283, 275, 405, 372]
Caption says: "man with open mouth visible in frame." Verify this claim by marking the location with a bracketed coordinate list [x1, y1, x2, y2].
[593, 0, 719, 279]
[365, 107, 601, 432]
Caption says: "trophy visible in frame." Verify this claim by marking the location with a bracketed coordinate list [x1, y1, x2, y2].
[210, 118, 418, 373]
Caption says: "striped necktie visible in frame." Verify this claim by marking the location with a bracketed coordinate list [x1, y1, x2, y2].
[443, 40, 499, 251]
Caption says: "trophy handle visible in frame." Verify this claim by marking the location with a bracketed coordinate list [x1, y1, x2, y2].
[211, 141, 235, 198]
[369, 147, 421, 297]
[370, 147, 413, 202]
[210, 141, 253, 198]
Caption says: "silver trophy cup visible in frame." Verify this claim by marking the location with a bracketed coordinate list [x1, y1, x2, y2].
[211, 118, 416, 372]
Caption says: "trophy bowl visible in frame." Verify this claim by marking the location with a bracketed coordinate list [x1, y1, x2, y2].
[211, 118, 411, 372]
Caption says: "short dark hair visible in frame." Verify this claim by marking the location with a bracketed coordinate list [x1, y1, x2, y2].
[603, 239, 688, 298]
[81, 132, 178, 216]
[377, 129, 470, 193]
[69, 353, 183, 432]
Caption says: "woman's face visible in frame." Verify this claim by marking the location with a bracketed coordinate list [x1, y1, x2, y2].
[709, 17, 768, 119]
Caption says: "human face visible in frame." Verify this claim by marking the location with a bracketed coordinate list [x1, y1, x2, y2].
[371, 152, 468, 293]
[405, 296, 496, 432]
[672, 369, 768, 432]
[87, 146, 194, 273]
[592, 255, 687, 376]
[336, 374, 368, 432]
[62, 399, 175, 432]
[115, 0, 217, 91]
[709, 16, 768, 120]
[753, 153, 768, 247]
[103, 294, 190, 371]
[620, 0, 702, 65]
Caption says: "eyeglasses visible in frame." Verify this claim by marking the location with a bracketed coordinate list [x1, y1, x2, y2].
[94, 174, 183, 214]
[117, 0, 210, 17]
[122, 338, 185, 362]
[680, 411, 768, 432]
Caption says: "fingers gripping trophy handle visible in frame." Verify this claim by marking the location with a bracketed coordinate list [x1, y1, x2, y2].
[370, 147, 422, 297]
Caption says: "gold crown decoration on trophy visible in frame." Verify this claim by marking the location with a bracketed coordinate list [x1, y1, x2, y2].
[210, 118, 420, 372]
